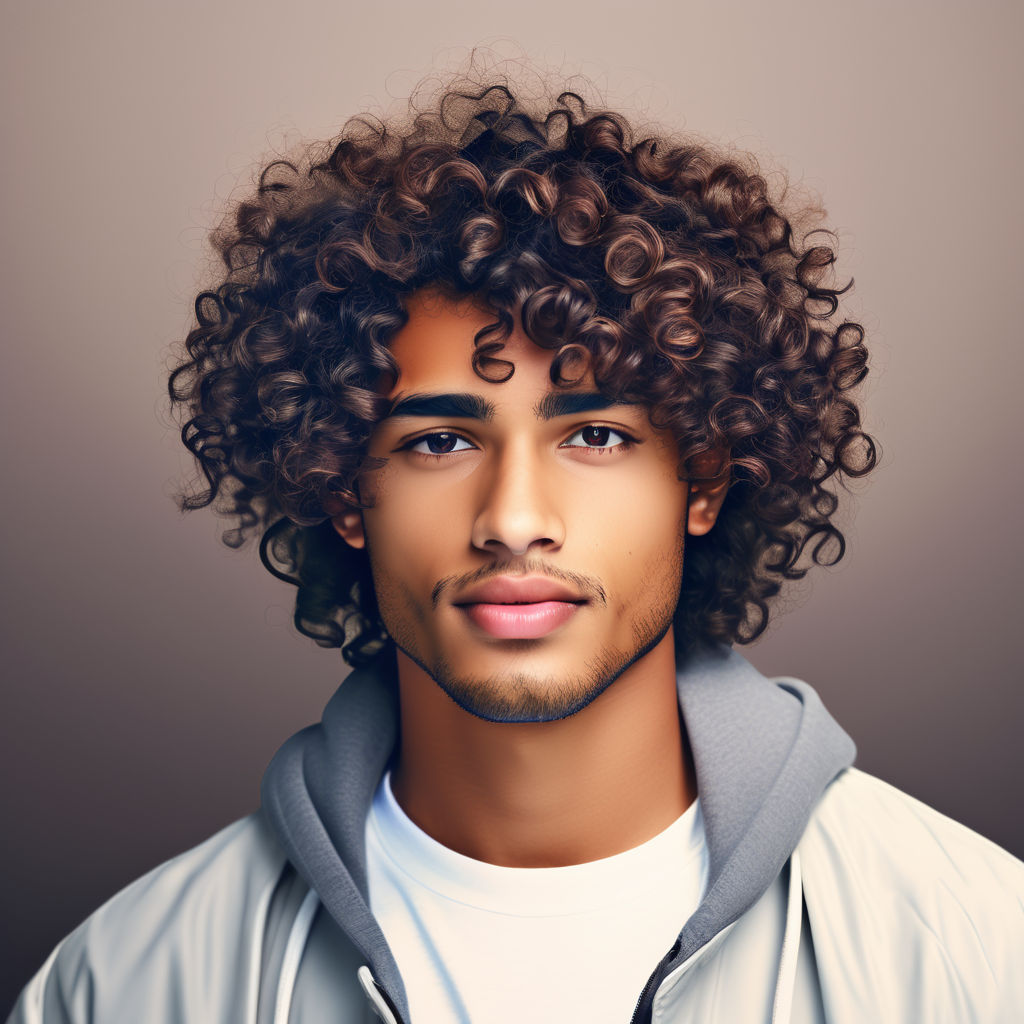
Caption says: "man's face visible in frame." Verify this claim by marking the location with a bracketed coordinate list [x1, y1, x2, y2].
[339, 288, 695, 723]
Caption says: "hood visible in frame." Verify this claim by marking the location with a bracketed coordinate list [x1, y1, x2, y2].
[260, 643, 855, 1023]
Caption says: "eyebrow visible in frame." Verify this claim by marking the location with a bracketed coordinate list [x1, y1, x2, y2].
[384, 391, 635, 422]
[536, 391, 639, 419]
[385, 393, 493, 421]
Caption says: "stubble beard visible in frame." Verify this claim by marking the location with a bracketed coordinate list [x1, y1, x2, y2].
[425, 600, 678, 723]
[383, 560, 684, 725]
[368, 517, 687, 725]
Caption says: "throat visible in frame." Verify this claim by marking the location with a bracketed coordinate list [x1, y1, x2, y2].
[390, 637, 695, 867]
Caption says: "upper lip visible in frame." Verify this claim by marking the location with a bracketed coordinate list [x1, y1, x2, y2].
[453, 576, 586, 606]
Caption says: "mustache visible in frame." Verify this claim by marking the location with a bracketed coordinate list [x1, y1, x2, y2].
[431, 560, 607, 608]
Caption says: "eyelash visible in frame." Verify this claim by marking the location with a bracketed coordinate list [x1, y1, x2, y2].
[563, 425, 638, 454]
[398, 433, 474, 461]
[397, 426, 638, 462]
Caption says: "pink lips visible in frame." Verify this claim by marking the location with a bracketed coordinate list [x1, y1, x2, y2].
[453, 576, 586, 640]
[461, 600, 581, 639]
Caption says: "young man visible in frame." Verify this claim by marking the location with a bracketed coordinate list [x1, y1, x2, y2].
[10, 82, 1024, 1023]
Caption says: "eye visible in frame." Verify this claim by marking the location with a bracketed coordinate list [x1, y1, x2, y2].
[404, 432, 476, 456]
[561, 425, 634, 451]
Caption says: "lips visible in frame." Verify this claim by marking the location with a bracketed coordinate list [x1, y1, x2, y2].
[453, 576, 583, 606]
[453, 576, 586, 640]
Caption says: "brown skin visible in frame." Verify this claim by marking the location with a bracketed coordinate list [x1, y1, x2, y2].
[332, 288, 729, 867]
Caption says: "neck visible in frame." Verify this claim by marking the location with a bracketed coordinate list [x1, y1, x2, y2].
[389, 632, 696, 867]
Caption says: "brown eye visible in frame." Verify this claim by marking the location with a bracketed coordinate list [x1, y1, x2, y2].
[425, 433, 458, 453]
[405, 432, 475, 456]
[562, 425, 633, 450]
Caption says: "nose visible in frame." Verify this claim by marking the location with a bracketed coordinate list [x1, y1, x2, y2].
[470, 441, 565, 557]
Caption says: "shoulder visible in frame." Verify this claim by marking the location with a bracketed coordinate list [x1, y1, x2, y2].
[807, 766, 1024, 892]
[798, 768, 1024, 1021]
[11, 812, 287, 1024]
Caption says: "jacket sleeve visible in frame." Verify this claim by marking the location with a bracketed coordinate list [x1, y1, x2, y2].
[6, 814, 287, 1024]
[800, 768, 1024, 1023]
[7, 929, 96, 1024]
[7, 944, 67, 1024]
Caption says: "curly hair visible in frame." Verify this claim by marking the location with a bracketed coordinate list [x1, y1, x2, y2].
[168, 78, 877, 667]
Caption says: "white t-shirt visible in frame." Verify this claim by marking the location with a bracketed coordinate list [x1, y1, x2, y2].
[366, 772, 709, 1024]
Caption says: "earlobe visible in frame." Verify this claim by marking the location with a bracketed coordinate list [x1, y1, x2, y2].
[686, 450, 731, 537]
[330, 510, 367, 550]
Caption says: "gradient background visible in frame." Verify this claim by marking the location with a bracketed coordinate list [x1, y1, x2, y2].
[3, 0, 1021, 1010]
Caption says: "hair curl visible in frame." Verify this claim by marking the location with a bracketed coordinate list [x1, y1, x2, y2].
[169, 78, 877, 667]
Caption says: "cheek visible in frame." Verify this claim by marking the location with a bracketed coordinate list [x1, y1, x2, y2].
[374, 490, 461, 540]
[359, 478, 460, 614]
[601, 486, 687, 604]
[577, 469, 687, 546]
[362, 463, 436, 550]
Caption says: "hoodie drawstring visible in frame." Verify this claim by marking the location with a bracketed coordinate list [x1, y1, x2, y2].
[272, 888, 320, 1024]
[267, 888, 403, 1024]
[771, 850, 803, 1024]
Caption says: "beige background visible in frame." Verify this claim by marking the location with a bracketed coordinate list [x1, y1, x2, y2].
[3, 0, 1021, 1009]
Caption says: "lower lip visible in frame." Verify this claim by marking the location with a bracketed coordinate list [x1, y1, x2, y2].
[459, 601, 582, 639]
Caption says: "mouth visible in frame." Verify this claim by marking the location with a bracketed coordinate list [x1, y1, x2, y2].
[457, 599, 584, 640]
[451, 574, 588, 640]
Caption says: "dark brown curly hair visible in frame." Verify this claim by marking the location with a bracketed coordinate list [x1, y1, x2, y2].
[168, 79, 877, 667]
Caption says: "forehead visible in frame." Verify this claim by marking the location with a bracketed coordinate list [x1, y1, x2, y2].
[385, 289, 566, 397]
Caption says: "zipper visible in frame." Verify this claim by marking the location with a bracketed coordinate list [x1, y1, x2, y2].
[626, 921, 740, 1023]
[628, 938, 681, 1024]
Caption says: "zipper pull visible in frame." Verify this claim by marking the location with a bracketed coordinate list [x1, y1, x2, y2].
[357, 965, 405, 1024]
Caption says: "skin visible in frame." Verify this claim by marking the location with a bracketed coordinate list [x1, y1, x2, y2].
[332, 288, 729, 867]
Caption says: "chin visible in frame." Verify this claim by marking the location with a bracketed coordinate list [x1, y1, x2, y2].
[436, 677, 610, 725]
[428, 642, 639, 725]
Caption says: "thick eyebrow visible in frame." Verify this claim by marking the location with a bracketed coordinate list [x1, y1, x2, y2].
[383, 390, 636, 423]
[385, 393, 495, 421]
[534, 392, 635, 420]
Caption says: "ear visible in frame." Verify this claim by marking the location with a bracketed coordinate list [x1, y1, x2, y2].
[686, 449, 731, 537]
[326, 501, 367, 550]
